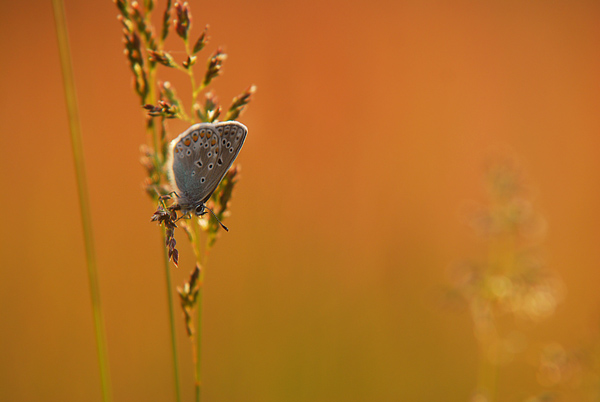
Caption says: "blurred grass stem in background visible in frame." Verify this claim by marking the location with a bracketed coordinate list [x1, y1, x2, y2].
[51, 0, 113, 401]
[450, 158, 564, 401]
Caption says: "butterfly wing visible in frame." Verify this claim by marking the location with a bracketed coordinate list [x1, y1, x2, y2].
[167, 121, 247, 212]
[200, 121, 248, 202]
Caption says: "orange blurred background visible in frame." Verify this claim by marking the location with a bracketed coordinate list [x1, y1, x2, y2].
[1, 1, 600, 401]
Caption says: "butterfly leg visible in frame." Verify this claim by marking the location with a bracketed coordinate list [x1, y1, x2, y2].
[175, 211, 192, 222]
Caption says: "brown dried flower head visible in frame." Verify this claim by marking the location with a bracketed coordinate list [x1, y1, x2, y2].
[173, 1, 191, 40]
[151, 202, 179, 266]
[177, 265, 201, 336]
[203, 48, 227, 87]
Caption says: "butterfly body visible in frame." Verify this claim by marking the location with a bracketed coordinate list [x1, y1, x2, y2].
[166, 121, 248, 216]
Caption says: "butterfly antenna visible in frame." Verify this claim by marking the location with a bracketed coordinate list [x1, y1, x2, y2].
[205, 205, 229, 232]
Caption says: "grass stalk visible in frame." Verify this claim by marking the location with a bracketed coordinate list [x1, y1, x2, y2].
[162, 229, 182, 402]
[188, 217, 206, 402]
[195, 235, 214, 402]
[51, 1, 112, 401]
[195, 274, 203, 402]
[147, 72, 183, 402]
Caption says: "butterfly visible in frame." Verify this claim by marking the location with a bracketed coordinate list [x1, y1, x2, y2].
[166, 121, 247, 230]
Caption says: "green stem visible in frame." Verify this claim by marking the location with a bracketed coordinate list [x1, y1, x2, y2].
[195, 235, 215, 402]
[51, 1, 112, 401]
[147, 64, 162, 169]
[195, 271, 204, 402]
[188, 218, 205, 402]
[142, 32, 182, 401]
[193, 85, 204, 100]
[182, 38, 200, 113]
[162, 228, 182, 402]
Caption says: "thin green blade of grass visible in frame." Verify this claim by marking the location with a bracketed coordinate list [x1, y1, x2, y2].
[162, 227, 182, 402]
[51, 1, 113, 401]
